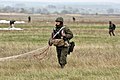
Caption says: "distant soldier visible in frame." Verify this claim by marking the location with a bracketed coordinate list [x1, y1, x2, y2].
[72, 17, 75, 22]
[9, 20, 15, 28]
[48, 17, 74, 68]
[109, 21, 116, 36]
[28, 16, 31, 23]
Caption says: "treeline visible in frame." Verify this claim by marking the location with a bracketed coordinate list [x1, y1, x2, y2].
[0, 6, 80, 14]
[0, 5, 118, 14]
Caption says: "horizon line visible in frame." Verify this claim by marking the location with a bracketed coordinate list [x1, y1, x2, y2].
[2, 0, 120, 3]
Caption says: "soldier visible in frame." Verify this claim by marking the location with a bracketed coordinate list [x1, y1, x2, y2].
[73, 17, 75, 22]
[9, 20, 15, 28]
[109, 21, 116, 36]
[28, 16, 31, 23]
[48, 17, 73, 68]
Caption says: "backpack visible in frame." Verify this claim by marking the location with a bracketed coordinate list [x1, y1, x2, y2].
[113, 24, 116, 30]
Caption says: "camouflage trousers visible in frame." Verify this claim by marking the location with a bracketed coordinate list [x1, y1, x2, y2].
[56, 46, 69, 66]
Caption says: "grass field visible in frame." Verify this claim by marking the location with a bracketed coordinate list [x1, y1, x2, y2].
[0, 14, 120, 80]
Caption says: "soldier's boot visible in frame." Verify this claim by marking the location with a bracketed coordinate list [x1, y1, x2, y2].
[112, 32, 115, 36]
[60, 64, 65, 68]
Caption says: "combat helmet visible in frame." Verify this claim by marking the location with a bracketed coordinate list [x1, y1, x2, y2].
[55, 17, 64, 22]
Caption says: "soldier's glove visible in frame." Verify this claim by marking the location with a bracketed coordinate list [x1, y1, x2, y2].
[48, 38, 53, 46]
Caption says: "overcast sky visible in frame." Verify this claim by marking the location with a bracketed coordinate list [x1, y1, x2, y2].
[2, 0, 120, 3]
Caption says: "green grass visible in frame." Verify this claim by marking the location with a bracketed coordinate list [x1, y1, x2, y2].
[0, 15, 120, 80]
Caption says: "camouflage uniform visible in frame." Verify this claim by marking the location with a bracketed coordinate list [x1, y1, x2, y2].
[73, 17, 75, 22]
[49, 17, 73, 68]
[28, 16, 31, 23]
[109, 21, 116, 36]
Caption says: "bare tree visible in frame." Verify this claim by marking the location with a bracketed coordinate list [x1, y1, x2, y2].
[19, 8, 27, 13]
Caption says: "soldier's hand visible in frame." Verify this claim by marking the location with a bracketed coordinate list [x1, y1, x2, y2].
[48, 38, 53, 46]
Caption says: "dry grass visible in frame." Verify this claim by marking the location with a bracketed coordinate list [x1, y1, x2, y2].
[0, 14, 120, 80]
